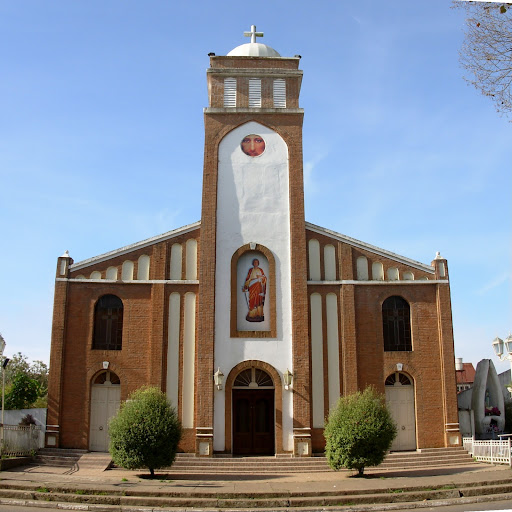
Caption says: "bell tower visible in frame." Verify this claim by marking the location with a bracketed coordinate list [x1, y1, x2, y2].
[196, 27, 311, 456]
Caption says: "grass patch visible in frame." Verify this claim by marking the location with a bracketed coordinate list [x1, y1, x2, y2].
[36, 487, 50, 493]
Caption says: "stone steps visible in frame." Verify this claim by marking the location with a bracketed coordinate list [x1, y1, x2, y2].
[164, 447, 475, 473]
[32, 448, 87, 468]
[32, 446, 475, 473]
[0, 475, 512, 511]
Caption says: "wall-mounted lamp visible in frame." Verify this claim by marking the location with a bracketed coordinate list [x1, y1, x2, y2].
[283, 369, 293, 390]
[214, 368, 224, 390]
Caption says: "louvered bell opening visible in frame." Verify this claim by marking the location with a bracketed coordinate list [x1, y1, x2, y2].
[224, 78, 237, 107]
[273, 79, 286, 108]
[248, 78, 261, 108]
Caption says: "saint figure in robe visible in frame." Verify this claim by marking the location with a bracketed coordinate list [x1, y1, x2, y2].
[242, 258, 267, 322]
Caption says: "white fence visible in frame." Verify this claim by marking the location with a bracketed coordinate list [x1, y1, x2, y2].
[1, 425, 43, 457]
[463, 436, 512, 466]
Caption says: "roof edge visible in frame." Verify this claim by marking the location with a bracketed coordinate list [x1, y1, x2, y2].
[69, 221, 201, 271]
[305, 222, 435, 274]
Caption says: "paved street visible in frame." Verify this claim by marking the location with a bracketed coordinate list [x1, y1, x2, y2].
[403, 500, 512, 512]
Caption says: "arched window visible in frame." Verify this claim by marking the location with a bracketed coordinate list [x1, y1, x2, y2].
[382, 296, 412, 351]
[233, 368, 274, 388]
[385, 372, 412, 386]
[93, 295, 123, 350]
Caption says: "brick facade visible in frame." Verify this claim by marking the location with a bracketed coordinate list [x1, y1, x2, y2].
[46, 43, 460, 455]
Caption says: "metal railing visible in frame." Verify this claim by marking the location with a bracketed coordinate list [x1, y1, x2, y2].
[463, 436, 512, 466]
[1, 424, 43, 457]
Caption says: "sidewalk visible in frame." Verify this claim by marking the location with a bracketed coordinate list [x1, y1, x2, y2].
[1, 460, 510, 496]
[1, 460, 512, 512]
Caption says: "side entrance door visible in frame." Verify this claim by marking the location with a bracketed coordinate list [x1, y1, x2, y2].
[386, 382, 416, 451]
[233, 389, 274, 455]
[90, 383, 121, 452]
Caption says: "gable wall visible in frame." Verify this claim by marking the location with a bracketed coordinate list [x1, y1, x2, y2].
[48, 229, 200, 450]
[304, 229, 457, 452]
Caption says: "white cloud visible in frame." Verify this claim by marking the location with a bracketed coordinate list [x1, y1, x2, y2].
[303, 151, 328, 195]
[477, 272, 512, 295]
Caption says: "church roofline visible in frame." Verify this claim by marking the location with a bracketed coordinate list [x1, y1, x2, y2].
[69, 219, 435, 274]
[305, 222, 436, 274]
[69, 221, 201, 271]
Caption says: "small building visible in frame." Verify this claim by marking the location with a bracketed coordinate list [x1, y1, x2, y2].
[455, 358, 476, 393]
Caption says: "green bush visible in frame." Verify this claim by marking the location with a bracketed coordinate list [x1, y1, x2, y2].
[109, 387, 182, 477]
[4, 373, 41, 410]
[324, 386, 397, 476]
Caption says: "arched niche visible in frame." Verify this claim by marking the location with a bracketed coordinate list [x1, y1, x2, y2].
[230, 243, 276, 338]
[137, 255, 150, 280]
[324, 244, 336, 280]
[356, 256, 369, 280]
[372, 261, 384, 281]
[106, 266, 118, 280]
[308, 239, 321, 280]
[387, 267, 399, 281]
[169, 243, 183, 280]
[121, 261, 134, 281]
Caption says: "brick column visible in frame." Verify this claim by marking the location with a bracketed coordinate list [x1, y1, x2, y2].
[287, 124, 313, 456]
[195, 115, 218, 456]
[46, 253, 73, 447]
[341, 284, 358, 395]
[149, 283, 166, 388]
[432, 256, 461, 446]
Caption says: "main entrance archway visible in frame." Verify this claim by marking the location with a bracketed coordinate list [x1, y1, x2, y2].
[226, 362, 281, 455]
[385, 372, 417, 451]
[89, 370, 121, 452]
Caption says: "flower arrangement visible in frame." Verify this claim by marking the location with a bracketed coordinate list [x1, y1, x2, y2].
[485, 422, 502, 435]
[485, 406, 501, 416]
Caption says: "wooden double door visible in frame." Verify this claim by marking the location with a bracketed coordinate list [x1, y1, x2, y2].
[232, 389, 275, 455]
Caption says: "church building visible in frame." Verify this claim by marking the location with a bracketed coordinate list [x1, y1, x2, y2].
[47, 27, 461, 456]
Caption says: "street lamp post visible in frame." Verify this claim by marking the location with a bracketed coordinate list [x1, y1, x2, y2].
[0, 334, 5, 455]
[492, 335, 512, 373]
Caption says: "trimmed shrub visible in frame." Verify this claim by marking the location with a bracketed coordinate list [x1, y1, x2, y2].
[109, 387, 182, 477]
[324, 386, 397, 476]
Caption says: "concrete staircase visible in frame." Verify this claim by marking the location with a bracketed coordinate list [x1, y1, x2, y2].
[33, 448, 87, 469]
[379, 447, 475, 470]
[32, 446, 475, 474]
[166, 447, 475, 474]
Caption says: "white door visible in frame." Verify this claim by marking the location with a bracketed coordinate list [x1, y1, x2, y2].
[386, 383, 416, 451]
[89, 384, 121, 452]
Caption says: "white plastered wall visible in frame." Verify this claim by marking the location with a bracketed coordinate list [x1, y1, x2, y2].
[214, 121, 293, 452]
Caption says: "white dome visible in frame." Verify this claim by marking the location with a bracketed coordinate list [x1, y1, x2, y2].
[227, 42, 281, 57]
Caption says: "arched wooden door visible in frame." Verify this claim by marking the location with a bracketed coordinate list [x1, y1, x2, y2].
[89, 371, 121, 452]
[232, 367, 275, 455]
[385, 372, 417, 451]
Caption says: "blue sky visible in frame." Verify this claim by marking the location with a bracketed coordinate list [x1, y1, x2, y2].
[1, 1, 510, 373]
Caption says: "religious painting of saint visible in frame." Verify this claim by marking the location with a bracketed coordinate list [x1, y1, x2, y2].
[240, 134, 265, 157]
[242, 258, 267, 322]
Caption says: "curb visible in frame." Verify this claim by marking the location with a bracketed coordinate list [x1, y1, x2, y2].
[1, 492, 512, 512]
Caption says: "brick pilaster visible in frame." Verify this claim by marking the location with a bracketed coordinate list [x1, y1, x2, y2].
[46, 254, 73, 447]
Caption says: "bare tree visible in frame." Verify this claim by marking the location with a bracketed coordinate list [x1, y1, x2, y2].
[456, 2, 512, 118]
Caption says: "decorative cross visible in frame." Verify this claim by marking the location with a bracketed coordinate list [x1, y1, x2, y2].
[244, 25, 264, 44]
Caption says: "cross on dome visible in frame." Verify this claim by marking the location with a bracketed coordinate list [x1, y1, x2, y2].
[244, 25, 264, 44]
